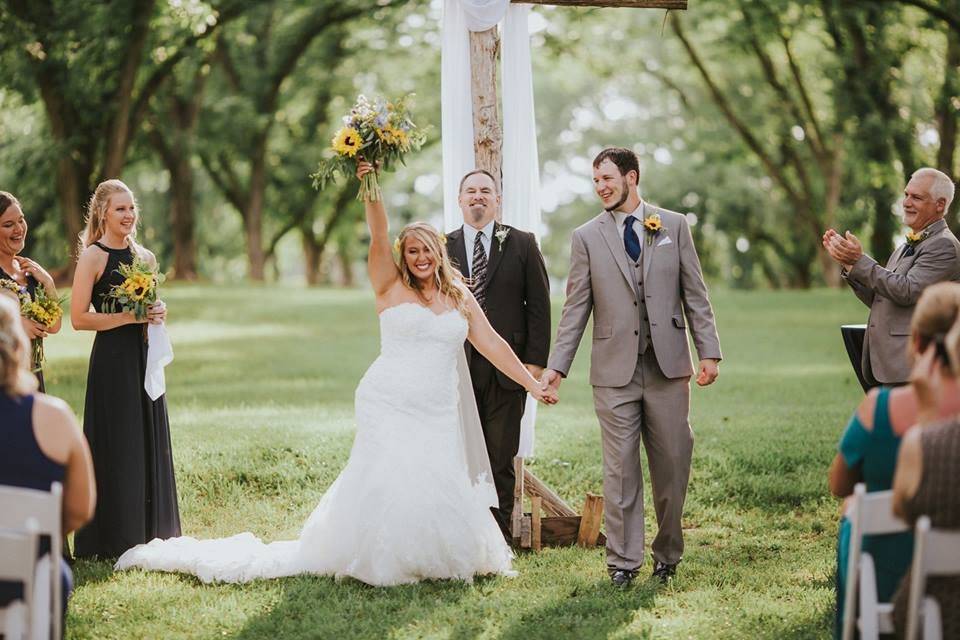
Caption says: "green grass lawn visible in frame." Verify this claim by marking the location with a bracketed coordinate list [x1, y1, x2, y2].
[48, 284, 867, 639]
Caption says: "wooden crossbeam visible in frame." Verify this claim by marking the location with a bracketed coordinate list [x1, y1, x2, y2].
[513, 0, 687, 8]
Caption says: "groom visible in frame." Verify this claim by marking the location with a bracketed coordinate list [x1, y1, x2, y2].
[445, 169, 551, 539]
[543, 148, 721, 587]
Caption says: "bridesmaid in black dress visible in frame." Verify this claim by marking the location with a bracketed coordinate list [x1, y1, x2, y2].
[71, 179, 181, 559]
[0, 191, 62, 391]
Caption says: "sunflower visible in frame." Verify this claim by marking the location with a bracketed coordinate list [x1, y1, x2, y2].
[332, 127, 362, 157]
[643, 214, 663, 233]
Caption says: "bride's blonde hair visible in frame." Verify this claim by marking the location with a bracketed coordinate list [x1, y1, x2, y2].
[396, 222, 469, 317]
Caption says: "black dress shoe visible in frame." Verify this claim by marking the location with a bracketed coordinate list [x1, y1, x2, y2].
[652, 560, 677, 583]
[610, 569, 637, 588]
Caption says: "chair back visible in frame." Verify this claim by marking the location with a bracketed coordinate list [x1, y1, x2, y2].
[842, 484, 910, 640]
[0, 483, 63, 640]
[0, 521, 40, 640]
[905, 517, 960, 640]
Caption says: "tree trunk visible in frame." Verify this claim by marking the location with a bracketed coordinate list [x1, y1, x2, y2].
[246, 152, 268, 281]
[170, 154, 198, 279]
[302, 230, 321, 286]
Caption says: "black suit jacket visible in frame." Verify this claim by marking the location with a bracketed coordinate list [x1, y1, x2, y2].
[446, 222, 551, 391]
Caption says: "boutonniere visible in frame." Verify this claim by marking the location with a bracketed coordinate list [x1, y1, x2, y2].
[643, 213, 662, 246]
[494, 226, 509, 250]
[905, 229, 927, 246]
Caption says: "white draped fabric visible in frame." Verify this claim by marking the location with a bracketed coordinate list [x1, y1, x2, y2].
[441, 0, 542, 457]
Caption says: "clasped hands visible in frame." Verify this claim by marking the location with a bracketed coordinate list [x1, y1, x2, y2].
[822, 229, 864, 270]
[538, 358, 720, 393]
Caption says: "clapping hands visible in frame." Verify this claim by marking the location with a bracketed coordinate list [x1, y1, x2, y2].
[822, 229, 864, 269]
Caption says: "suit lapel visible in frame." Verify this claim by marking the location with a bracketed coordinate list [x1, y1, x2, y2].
[448, 227, 468, 276]
[485, 222, 506, 283]
[598, 212, 639, 295]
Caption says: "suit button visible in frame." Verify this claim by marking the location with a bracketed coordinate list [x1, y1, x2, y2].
[634, 330, 639, 335]
[633, 301, 638, 306]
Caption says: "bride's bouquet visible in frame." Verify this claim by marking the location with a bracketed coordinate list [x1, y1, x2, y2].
[101, 256, 165, 321]
[1, 278, 65, 369]
[312, 93, 427, 201]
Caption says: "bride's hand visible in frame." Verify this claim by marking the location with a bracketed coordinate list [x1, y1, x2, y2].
[528, 384, 558, 406]
[355, 159, 377, 180]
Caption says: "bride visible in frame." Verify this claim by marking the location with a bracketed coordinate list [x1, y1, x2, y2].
[115, 162, 558, 586]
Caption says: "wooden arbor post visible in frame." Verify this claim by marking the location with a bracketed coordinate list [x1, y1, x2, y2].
[465, 0, 688, 550]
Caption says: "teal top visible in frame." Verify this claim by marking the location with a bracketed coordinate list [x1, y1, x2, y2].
[839, 387, 901, 491]
[834, 387, 914, 638]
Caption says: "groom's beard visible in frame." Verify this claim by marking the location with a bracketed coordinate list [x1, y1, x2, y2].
[603, 178, 630, 212]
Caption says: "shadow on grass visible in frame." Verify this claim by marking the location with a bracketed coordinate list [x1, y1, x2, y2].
[496, 578, 658, 640]
[227, 575, 474, 640]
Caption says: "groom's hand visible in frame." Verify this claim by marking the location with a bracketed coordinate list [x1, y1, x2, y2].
[696, 359, 719, 386]
[541, 369, 562, 392]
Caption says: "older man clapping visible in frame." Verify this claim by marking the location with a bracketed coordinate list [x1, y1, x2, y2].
[823, 167, 960, 386]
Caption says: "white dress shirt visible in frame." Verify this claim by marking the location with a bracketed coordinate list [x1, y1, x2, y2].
[462, 220, 495, 278]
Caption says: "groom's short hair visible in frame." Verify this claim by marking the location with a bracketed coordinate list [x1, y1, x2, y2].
[458, 169, 498, 194]
[593, 148, 640, 182]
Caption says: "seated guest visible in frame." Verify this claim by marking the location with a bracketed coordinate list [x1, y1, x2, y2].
[823, 167, 960, 387]
[829, 282, 960, 637]
[0, 295, 96, 629]
[891, 284, 960, 638]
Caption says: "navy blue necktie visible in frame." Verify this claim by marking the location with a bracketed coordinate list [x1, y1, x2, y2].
[623, 215, 641, 262]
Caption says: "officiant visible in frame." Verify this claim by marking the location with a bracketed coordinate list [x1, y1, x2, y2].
[445, 169, 551, 540]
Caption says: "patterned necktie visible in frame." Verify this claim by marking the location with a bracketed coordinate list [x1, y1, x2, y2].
[903, 244, 915, 258]
[623, 215, 641, 262]
[471, 231, 488, 311]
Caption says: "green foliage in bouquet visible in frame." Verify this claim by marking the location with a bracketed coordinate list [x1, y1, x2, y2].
[101, 257, 165, 321]
[312, 93, 427, 201]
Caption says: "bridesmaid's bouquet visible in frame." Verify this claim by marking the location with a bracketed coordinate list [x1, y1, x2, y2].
[101, 257, 165, 321]
[312, 93, 427, 201]
[1, 278, 65, 368]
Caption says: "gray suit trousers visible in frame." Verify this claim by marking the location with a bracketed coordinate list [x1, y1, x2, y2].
[593, 350, 693, 570]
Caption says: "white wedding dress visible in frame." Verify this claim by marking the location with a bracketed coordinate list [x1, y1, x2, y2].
[115, 303, 513, 586]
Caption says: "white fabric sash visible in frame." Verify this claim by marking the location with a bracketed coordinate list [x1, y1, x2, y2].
[145, 323, 174, 401]
[442, 0, 542, 457]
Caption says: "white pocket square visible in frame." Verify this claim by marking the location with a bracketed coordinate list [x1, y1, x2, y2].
[657, 236, 673, 247]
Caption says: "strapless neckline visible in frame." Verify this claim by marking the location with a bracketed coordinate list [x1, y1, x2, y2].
[379, 301, 460, 319]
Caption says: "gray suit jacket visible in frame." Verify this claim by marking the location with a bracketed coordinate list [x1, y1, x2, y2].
[547, 206, 722, 387]
[844, 218, 960, 384]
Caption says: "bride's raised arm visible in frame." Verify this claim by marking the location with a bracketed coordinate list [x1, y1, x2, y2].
[358, 161, 399, 296]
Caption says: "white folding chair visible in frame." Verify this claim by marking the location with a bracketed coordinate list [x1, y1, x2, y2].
[0, 521, 40, 640]
[905, 516, 960, 640]
[841, 483, 910, 640]
[0, 483, 63, 640]
[921, 597, 941, 640]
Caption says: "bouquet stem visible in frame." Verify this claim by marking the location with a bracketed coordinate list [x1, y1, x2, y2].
[31, 338, 43, 373]
[357, 171, 382, 202]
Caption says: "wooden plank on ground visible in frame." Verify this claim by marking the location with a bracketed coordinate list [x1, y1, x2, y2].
[531, 496, 542, 552]
[511, 457, 524, 545]
[577, 493, 604, 547]
[523, 468, 577, 517]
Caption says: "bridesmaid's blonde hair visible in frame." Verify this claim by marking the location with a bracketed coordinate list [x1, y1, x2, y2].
[78, 179, 145, 258]
[0, 294, 38, 397]
[396, 222, 469, 317]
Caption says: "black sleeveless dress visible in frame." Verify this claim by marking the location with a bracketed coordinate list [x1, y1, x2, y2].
[0, 266, 46, 392]
[74, 242, 181, 559]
